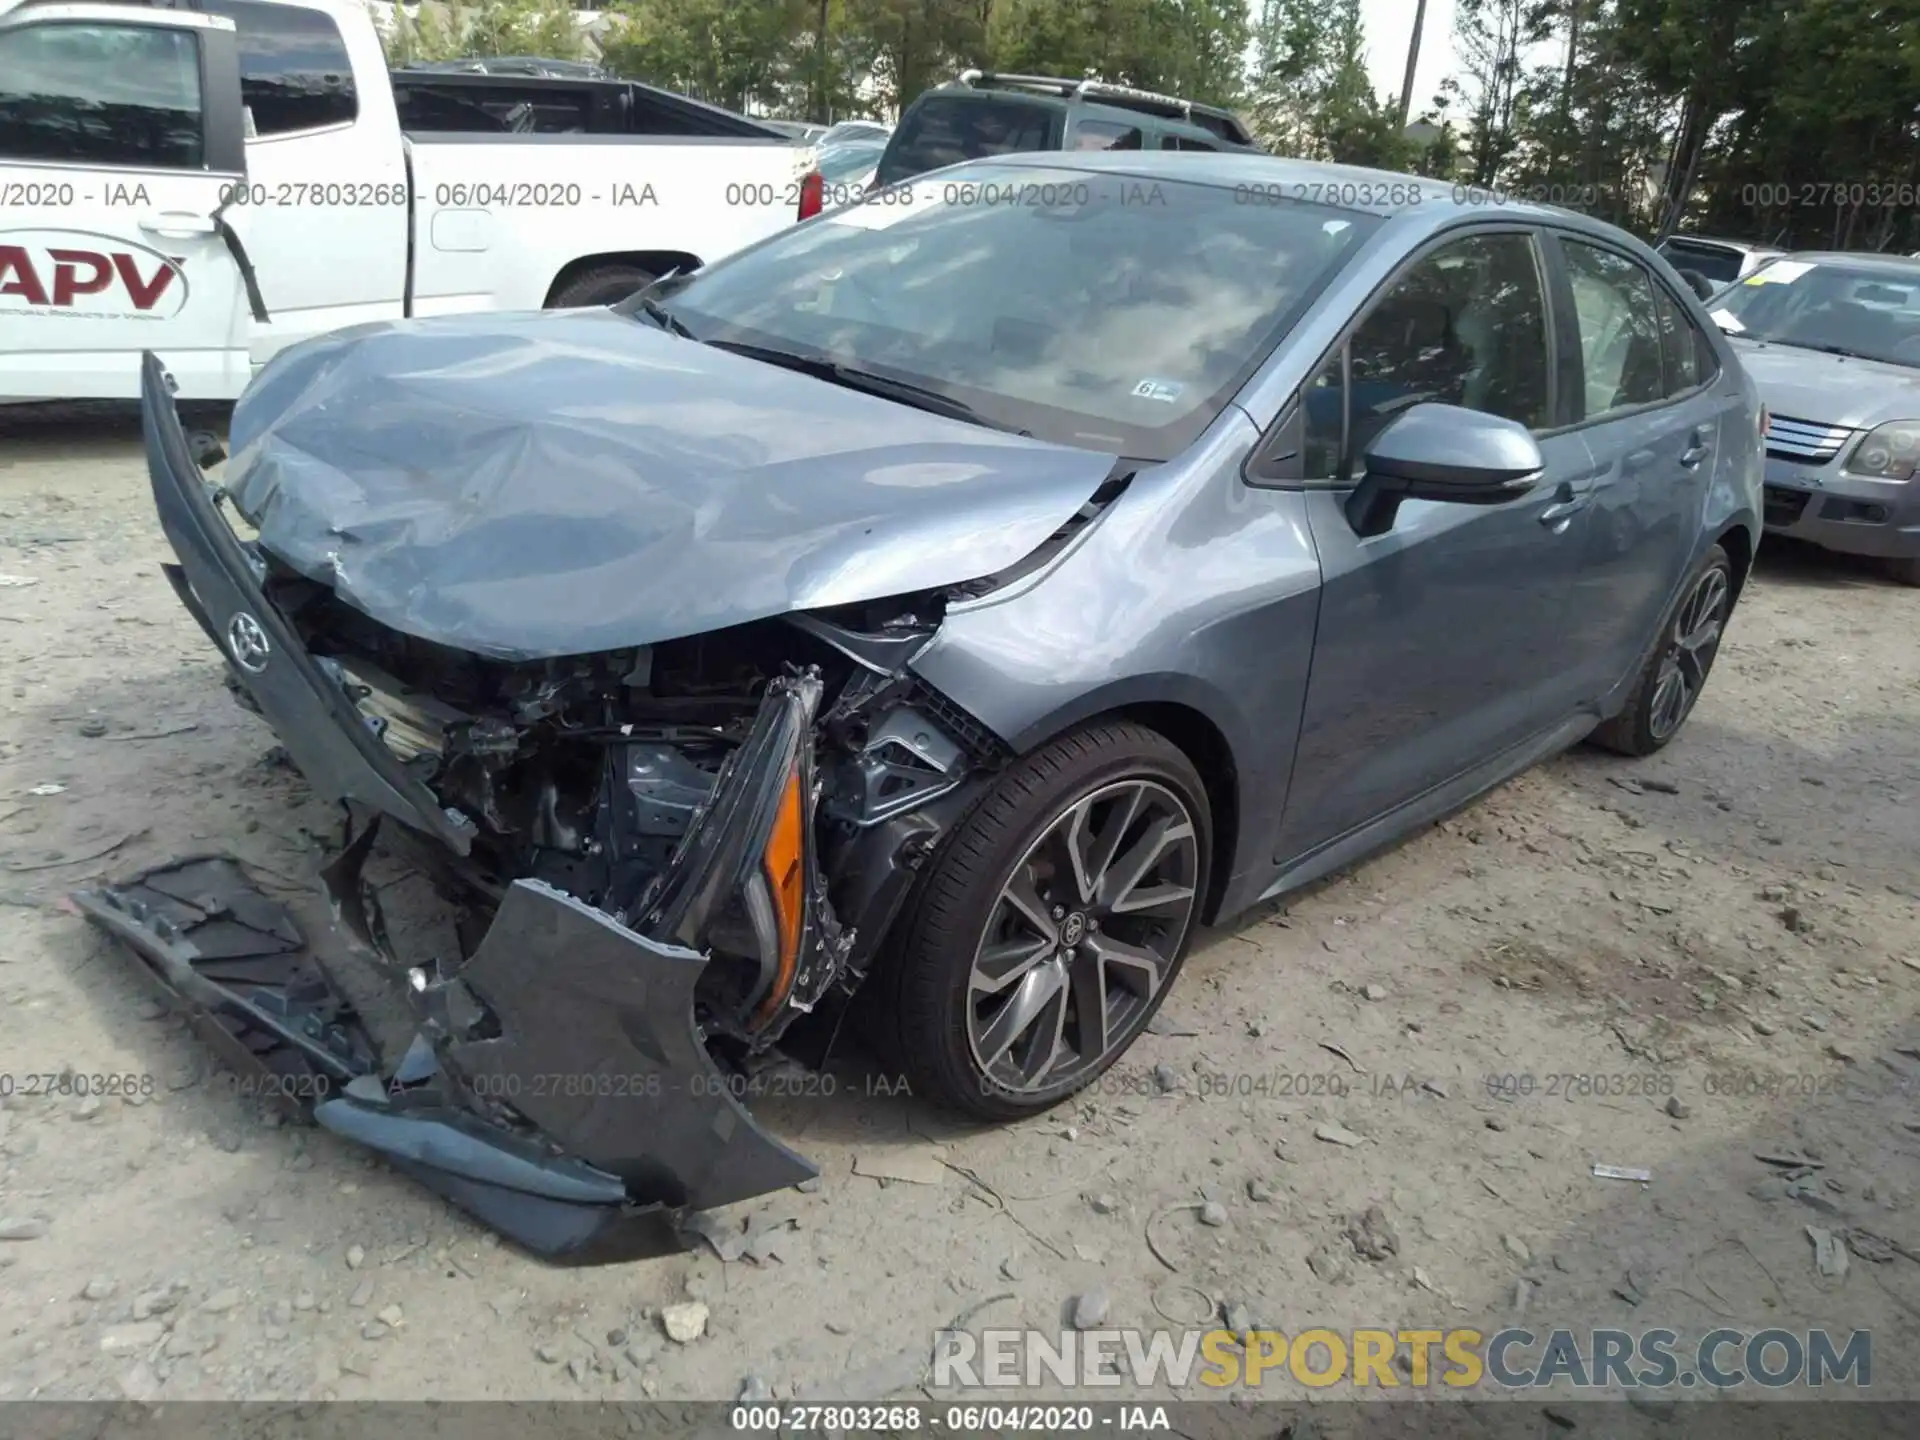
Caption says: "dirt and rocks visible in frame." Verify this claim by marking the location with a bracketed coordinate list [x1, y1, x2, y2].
[2, 411, 1918, 1412]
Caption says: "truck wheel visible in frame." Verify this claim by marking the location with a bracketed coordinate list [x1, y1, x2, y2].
[1886, 556, 1920, 587]
[548, 264, 654, 309]
[881, 722, 1211, 1121]
[1590, 544, 1732, 757]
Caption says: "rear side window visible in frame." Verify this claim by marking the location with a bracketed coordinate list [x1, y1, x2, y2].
[203, 0, 356, 136]
[0, 20, 203, 169]
[1562, 239, 1664, 419]
[1161, 134, 1219, 152]
[1653, 285, 1719, 395]
[876, 96, 1057, 184]
[1072, 119, 1142, 151]
[1660, 241, 1743, 285]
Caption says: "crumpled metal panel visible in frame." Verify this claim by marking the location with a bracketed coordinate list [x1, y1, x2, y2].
[223, 308, 1116, 660]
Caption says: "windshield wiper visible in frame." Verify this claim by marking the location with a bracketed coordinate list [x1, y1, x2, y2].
[632, 294, 697, 340]
[613, 269, 698, 338]
[1751, 338, 1863, 358]
[707, 340, 1031, 435]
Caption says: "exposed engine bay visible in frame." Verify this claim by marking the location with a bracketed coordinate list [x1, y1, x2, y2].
[264, 572, 1004, 1061]
[72, 352, 1133, 1261]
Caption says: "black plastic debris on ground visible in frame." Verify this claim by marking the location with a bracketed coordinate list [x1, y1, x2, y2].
[71, 854, 375, 1116]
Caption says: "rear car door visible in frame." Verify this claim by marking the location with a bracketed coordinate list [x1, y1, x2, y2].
[1278, 227, 1599, 858]
[1545, 232, 1732, 700]
[0, 0, 248, 400]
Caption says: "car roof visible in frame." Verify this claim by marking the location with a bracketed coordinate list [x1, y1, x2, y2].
[1663, 236, 1780, 254]
[1772, 250, 1920, 274]
[923, 152, 1684, 255]
[910, 82, 1248, 146]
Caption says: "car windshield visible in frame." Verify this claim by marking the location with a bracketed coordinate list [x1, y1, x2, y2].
[1707, 258, 1920, 367]
[626, 164, 1381, 458]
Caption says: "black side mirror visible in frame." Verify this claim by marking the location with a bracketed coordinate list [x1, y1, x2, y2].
[1678, 269, 1717, 301]
[1347, 402, 1544, 537]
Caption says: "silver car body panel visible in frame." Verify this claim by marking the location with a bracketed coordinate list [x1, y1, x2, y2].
[221, 308, 1117, 662]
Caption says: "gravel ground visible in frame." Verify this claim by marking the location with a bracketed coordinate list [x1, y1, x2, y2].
[2, 410, 1919, 1413]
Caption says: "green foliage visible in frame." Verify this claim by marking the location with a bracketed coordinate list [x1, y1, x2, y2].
[374, 2, 580, 65]
[1248, 0, 1409, 165]
[368, 0, 1920, 252]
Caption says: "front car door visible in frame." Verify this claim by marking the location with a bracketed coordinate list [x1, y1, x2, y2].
[1275, 226, 1600, 859]
[0, 0, 248, 400]
[1545, 232, 1733, 701]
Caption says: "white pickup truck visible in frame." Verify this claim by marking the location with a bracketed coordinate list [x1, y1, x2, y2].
[0, 0, 819, 401]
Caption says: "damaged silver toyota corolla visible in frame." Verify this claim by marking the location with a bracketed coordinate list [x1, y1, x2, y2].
[81, 154, 1760, 1259]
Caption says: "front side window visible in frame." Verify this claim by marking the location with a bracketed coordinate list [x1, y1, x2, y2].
[0, 21, 203, 169]
[203, 0, 355, 137]
[1562, 239, 1665, 420]
[643, 165, 1381, 459]
[1341, 231, 1551, 462]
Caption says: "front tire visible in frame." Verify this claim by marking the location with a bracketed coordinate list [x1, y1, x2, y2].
[1886, 555, 1920, 587]
[1590, 543, 1733, 757]
[885, 722, 1211, 1120]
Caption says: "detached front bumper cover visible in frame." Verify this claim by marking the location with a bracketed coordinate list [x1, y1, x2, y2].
[73, 355, 827, 1261]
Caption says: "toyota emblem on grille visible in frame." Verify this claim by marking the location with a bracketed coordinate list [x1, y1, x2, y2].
[226, 612, 272, 673]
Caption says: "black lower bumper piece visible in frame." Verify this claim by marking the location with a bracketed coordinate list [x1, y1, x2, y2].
[72, 854, 809, 1263]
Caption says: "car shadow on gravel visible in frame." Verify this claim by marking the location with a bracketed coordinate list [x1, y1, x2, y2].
[1484, 1002, 1920, 1424]
[1750, 535, 1905, 591]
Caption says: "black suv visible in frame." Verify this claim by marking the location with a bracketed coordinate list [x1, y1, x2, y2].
[872, 71, 1257, 188]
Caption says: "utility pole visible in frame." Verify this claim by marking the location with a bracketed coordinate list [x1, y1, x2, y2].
[815, 0, 830, 121]
[1398, 0, 1429, 129]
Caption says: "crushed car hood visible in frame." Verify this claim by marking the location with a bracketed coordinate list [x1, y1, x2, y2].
[223, 309, 1116, 660]
[1727, 338, 1920, 429]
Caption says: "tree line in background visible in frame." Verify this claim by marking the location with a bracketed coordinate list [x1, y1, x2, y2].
[377, 0, 1920, 252]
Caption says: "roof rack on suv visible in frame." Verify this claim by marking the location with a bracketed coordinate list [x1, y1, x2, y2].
[952, 69, 1250, 143]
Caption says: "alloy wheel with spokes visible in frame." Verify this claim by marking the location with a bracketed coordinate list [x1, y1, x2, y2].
[966, 779, 1202, 1095]
[1590, 544, 1736, 758]
[1648, 563, 1730, 742]
[879, 721, 1213, 1119]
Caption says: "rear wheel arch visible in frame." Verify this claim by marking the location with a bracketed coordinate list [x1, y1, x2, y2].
[543, 250, 703, 309]
[1715, 521, 1756, 606]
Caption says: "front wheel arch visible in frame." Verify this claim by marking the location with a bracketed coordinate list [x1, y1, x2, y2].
[542, 249, 702, 308]
[986, 678, 1250, 926]
[875, 719, 1214, 1119]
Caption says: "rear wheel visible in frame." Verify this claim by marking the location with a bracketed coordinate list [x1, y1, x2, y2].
[1590, 544, 1733, 757]
[548, 264, 654, 309]
[883, 722, 1211, 1120]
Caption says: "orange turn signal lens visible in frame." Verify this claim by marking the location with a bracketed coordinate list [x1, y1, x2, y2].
[753, 764, 806, 1023]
